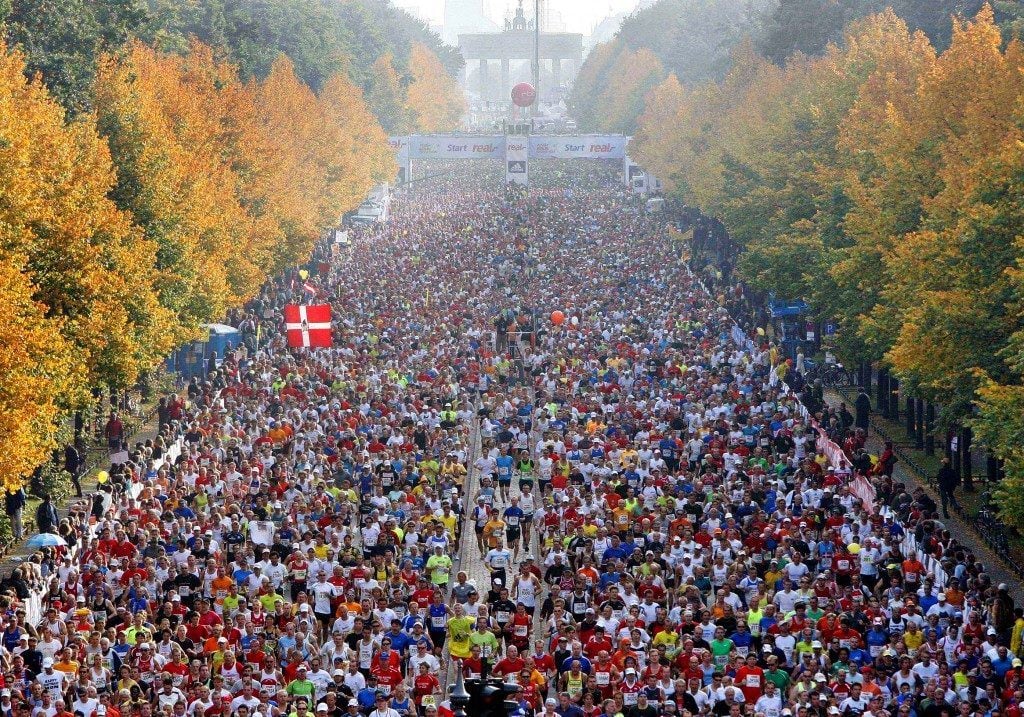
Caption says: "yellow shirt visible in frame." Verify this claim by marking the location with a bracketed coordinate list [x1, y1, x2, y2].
[903, 630, 925, 652]
[439, 513, 458, 536]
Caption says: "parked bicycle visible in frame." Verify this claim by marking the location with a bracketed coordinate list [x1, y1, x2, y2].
[805, 359, 855, 388]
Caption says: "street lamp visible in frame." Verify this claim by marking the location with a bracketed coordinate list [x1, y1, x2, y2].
[533, 0, 539, 116]
[450, 667, 470, 717]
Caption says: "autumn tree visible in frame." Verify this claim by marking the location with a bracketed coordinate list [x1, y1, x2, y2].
[595, 47, 666, 134]
[0, 42, 174, 392]
[366, 52, 412, 134]
[630, 74, 687, 191]
[0, 259, 79, 492]
[406, 42, 465, 132]
[95, 42, 258, 330]
[874, 6, 1024, 414]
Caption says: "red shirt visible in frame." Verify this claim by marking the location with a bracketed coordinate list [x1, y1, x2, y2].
[735, 665, 765, 703]
[493, 656, 525, 679]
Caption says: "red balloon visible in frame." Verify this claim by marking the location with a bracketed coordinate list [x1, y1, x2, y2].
[512, 82, 536, 108]
[551, 310, 565, 325]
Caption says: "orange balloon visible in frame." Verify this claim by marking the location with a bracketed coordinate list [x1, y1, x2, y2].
[551, 310, 565, 325]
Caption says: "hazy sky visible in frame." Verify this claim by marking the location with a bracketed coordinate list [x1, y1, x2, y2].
[397, 0, 638, 36]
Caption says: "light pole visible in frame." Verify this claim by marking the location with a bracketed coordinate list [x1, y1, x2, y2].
[533, 0, 540, 116]
[450, 667, 470, 717]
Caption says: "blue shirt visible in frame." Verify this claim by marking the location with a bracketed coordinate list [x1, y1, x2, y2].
[496, 455, 515, 480]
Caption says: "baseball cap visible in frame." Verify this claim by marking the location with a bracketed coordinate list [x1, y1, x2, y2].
[317, 706, 328, 712]
[42, 658, 54, 668]
[348, 700, 359, 707]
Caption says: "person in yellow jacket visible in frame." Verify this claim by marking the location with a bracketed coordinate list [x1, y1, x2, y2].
[1011, 610, 1024, 655]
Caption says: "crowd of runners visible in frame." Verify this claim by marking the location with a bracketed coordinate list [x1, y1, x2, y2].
[0, 160, 1020, 717]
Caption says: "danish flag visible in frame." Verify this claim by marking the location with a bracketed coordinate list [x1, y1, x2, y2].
[284, 304, 332, 348]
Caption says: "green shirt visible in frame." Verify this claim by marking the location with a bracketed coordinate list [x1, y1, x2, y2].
[765, 668, 790, 691]
[710, 638, 734, 666]
[286, 679, 315, 697]
[470, 629, 500, 659]
[426, 554, 452, 585]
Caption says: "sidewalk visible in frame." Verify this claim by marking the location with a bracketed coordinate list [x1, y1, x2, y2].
[824, 390, 1023, 602]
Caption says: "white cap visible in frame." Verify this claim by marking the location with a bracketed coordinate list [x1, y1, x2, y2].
[42, 658, 54, 668]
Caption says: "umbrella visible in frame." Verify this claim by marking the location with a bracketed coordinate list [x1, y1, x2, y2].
[26, 533, 67, 548]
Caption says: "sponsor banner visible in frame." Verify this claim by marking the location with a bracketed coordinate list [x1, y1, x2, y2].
[407, 135, 505, 159]
[506, 138, 528, 186]
[529, 135, 628, 159]
[388, 136, 409, 160]
[390, 135, 630, 160]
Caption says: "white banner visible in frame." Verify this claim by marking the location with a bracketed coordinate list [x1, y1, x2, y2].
[529, 135, 628, 159]
[505, 138, 528, 186]
[407, 135, 505, 159]
[389, 135, 630, 160]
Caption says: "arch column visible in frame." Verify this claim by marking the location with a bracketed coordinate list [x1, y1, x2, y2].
[479, 58, 490, 101]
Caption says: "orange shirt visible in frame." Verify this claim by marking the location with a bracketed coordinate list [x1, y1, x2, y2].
[211, 576, 233, 602]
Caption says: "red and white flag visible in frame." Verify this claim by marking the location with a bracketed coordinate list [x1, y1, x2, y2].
[284, 304, 332, 348]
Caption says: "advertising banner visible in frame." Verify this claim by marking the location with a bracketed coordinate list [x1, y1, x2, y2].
[529, 135, 629, 159]
[505, 138, 528, 186]
[407, 135, 505, 159]
[388, 136, 410, 160]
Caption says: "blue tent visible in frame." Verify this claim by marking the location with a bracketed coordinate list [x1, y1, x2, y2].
[166, 323, 241, 380]
[768, 299, 810, 318]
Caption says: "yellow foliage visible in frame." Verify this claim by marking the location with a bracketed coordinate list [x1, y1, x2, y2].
[407, 42, 466, 132]
[95, 43, 256, 327]
[0, 259, 79, 492]
[0, 42, 175, 391]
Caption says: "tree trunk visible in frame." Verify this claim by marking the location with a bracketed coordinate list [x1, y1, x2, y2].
[924, 402, 935, 455]
[905, 394, 916, 438]
[914, 398, 925, 450]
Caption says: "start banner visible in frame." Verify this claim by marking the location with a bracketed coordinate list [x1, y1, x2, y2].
[529, 135, 628, 159]
[405, 135, 505, 159]
[390, 135, 629, 160]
